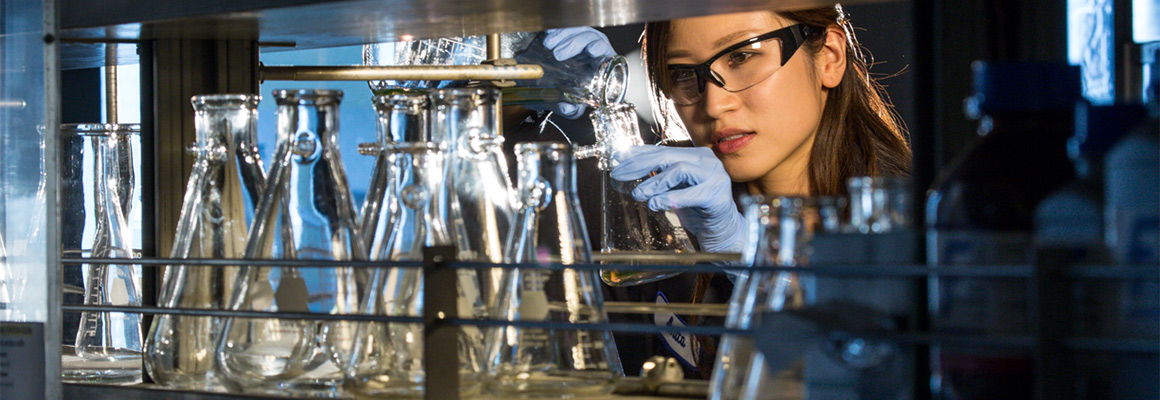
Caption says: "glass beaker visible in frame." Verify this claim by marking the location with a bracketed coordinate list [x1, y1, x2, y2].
[485, 142, 622, 398]
[431, 87, 514, 308]
[361, 92, 430, 251]
[586, 104, 696, 287]
[709, 196, 818, 400]
[508, 32, 628, 108]
[144, 94, 266, 390]
[216, 90, 365, 397]
[62, 123, 143, 385]
[346, 141, 487, 399]
[847, 176, 910, 234]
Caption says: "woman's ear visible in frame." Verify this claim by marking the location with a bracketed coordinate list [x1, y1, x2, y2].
[817, 25, 847, 89]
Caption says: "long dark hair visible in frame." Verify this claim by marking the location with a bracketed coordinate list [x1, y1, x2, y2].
[642, 5, 912, 373]
[642, 5, 912, 197]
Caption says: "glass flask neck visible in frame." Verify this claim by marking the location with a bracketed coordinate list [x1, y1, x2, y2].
[379, 142, 453, 260]
[191, 94, 261, 160]
[373, 92, 430, 144]
[589, 103, 645, 170]
[431, 88, 501, 143]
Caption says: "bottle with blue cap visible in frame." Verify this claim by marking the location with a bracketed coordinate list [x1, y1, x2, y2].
[926, 62, 1081, 400]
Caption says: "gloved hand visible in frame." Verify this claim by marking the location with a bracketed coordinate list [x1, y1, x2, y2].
[610, 146, 746, 255]
[525, 27, 616, 119]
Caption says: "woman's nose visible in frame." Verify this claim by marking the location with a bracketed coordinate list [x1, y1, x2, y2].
[701, 81, 740, 119]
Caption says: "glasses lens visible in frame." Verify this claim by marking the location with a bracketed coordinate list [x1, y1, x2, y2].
[709, 37, 782, 92]
[668, 67, 701, 105]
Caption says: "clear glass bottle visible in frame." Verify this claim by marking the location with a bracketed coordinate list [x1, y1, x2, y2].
[346, 140, 486, 399]
[216, 90, 365, 397]
[144, 94, 266, 390]
[431, 87, 514, 308]
[485, 142, 622, 398]
[62, 123, 143, 385]
[361, 92, 430, 250]
[585, 104, 696, 287]
[709, 196, 818, 400]
[508, 32, 628, 108]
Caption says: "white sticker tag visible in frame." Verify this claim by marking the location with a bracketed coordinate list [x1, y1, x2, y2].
[520, 290, 550, 321]
[109, 278, 129, 306]
[274, 275, 310, 313]
[654, 292, 699, 371]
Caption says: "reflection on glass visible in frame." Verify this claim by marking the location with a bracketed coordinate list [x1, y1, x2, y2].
[486, 142, 622, 398]
[62, 123, 143, 385]
[430, 88, 514, 308]
[346, 141, 486, 399]
[216, 90, 364, 398]
[144, 95, 266, 391]
[710, 196, 818, 400]
[586, 104, 696, 287]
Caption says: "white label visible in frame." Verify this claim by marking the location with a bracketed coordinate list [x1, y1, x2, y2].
[0, 322, 45, 400]
[274, 276, 310, 313]
[654, 292, 699, 371]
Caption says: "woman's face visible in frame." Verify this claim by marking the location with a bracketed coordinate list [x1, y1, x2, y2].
[666, 11, 828, 186]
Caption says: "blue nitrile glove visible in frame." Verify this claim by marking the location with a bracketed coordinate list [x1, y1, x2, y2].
[610, 146, 747, 255]
[526, 27, 616, 119]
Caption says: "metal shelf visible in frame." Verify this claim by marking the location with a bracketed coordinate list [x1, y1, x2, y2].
[57, 0, 898, 69]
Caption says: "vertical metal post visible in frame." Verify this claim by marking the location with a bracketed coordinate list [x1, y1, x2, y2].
[487, 33, 501, 61]
[43, 0, 62, 398]
[104, 44, 117, 124]
[910, 1, 936, 399]
[423, 245, 459, 400]
[137, 40, 157, 384]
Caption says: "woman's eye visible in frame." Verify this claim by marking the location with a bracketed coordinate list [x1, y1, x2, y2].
[726, 51, 757, 67]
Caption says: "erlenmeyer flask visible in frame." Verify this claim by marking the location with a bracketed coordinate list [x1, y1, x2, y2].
[585, 104, 696, 287]
[144, 94, 266, 390]
[216, 89, 365, 397]
[432, 87, 514, 311]
[709, 196, 818, 400]
[361, 92, 430, 250]
[508, 32, 628, 108]
[63, 123, 143, 385]
[485, 142, 622, 397]
[346, 140, 486, 399]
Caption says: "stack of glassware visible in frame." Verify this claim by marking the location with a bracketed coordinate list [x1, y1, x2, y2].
[707, 176, 913, 400]
[70, 29, 638, 398]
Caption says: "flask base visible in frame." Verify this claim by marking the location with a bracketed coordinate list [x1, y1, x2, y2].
[485, 373, 616, 399]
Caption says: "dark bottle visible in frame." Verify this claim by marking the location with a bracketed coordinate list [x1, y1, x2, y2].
[926, 62, 1080, 400]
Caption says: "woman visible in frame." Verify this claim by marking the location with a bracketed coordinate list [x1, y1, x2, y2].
[607, 5, 912, 375]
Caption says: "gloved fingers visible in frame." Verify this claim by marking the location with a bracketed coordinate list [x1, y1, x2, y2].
[544, 27, 614, 60]
[555, 103, 584, 119]
[610, 146, 714, 181]
[645, 185, 710, 212]
[630, 161, 703, 203]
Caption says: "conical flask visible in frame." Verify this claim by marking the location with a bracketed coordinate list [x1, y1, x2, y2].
[709, 196, 818, 400]
[143, 94, 266, 390]
[63, 123, 143, 385]
[431, 87, 515, 308]
[346, 140, 486, 399]
[485, 142, 622, 397]
[216, 89, 365, 397]
[360, 92, 429, 251]
[583, 104, 697, 286]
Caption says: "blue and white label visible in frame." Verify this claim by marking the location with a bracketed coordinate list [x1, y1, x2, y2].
[654, 292, 699, 371]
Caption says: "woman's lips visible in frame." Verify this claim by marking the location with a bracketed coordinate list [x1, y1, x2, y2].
[712, 132, 756, 155]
